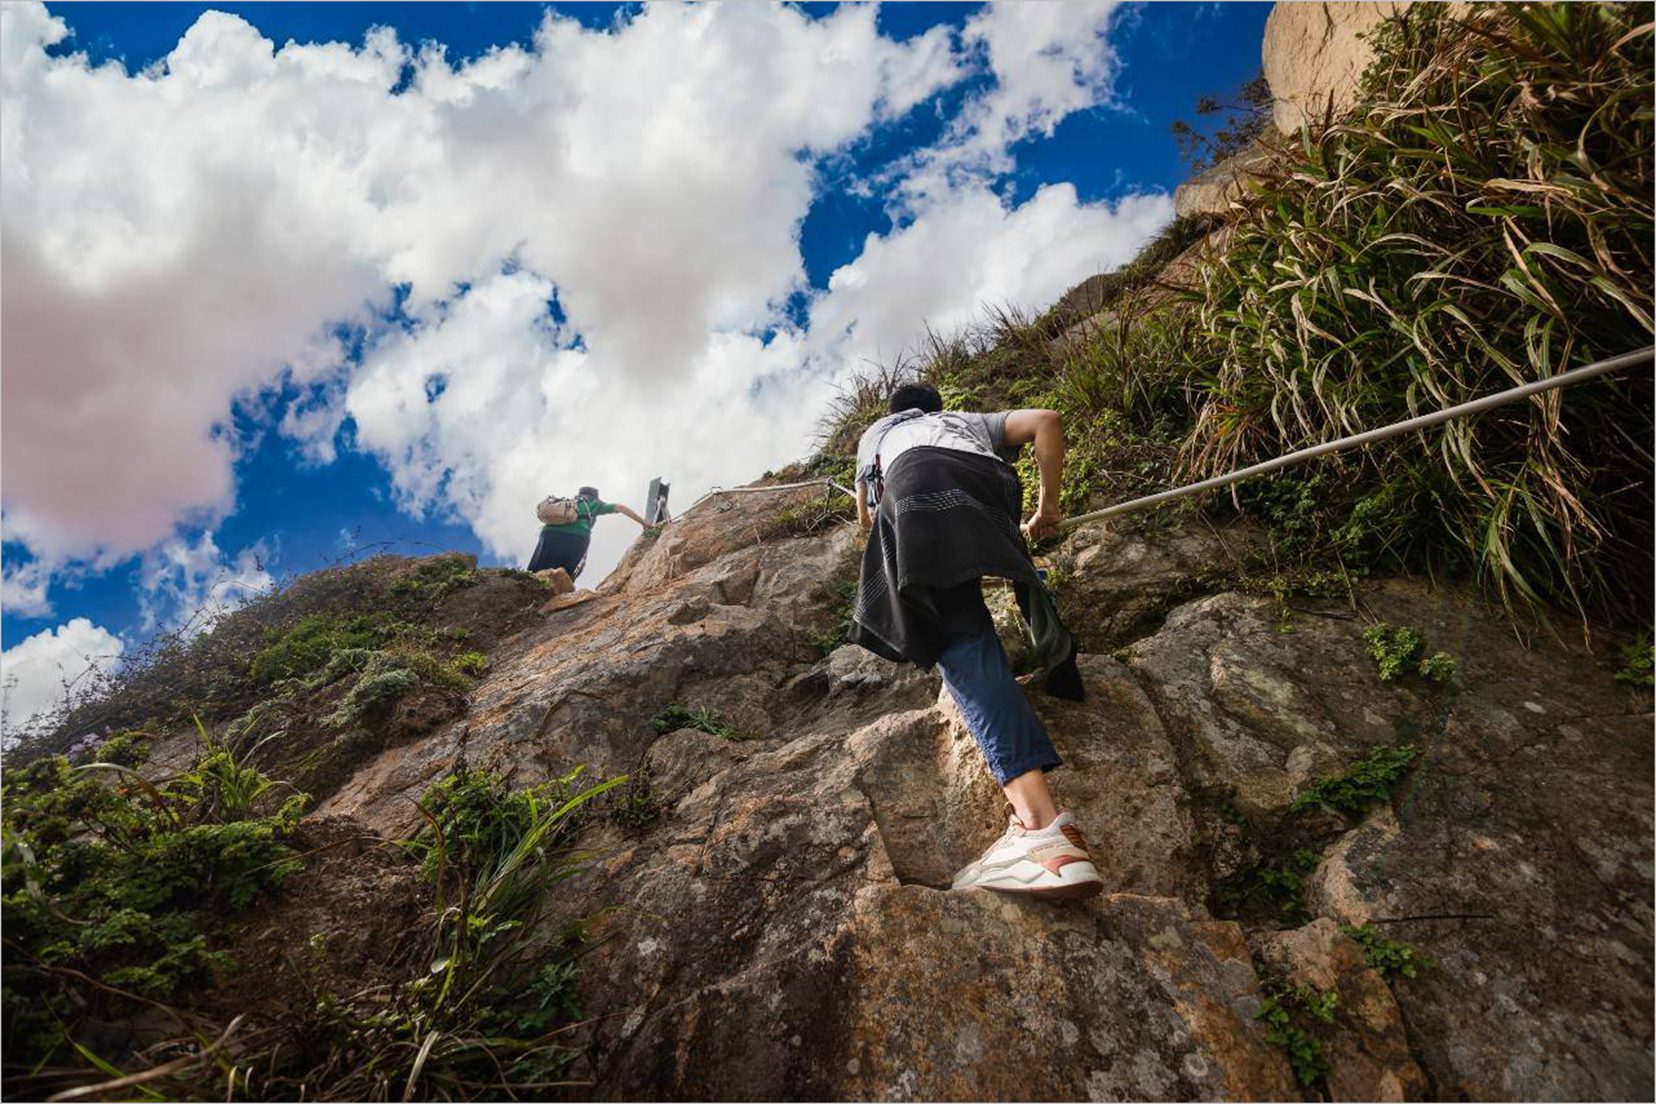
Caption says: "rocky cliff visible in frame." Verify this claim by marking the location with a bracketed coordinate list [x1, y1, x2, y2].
[294, 480, 1650, 1100]
[7, 5, 1650, 1099]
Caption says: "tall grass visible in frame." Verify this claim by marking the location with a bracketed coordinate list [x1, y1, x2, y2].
[1176, 2, 1652, 621]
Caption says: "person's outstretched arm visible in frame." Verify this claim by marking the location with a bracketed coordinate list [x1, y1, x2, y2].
[613, 504, 650, 527]
[855, 479, 872, 531]
[1002, 408, 1064, 539]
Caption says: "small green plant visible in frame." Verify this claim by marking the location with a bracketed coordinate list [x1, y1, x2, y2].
[1364, 623, 1460, 684]
[1363, 624, 1425, 682]
[1615, 634, 1654, 688]
[1417, 651, 1458, 683]
[1257, 849, 1320, 924]
[609, 771, 661, 831]
[1290, 744, 1418, 818]
[453, 650, 489, 677]
[651, 702, 747, 739]
[1257, 984, 1337, 1087]
[801, 578, 858, 656]
[1342, 924, 1433, 981]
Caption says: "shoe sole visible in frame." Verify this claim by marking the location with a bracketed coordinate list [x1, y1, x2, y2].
[955, 870, 1105, 900]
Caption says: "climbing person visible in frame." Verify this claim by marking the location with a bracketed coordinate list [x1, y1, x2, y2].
[849, 382, 1099, 900]
[528, 486, 650, 580]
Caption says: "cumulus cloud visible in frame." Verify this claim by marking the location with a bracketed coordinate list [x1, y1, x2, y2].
[899, 2, 1127, 201]
[1, 617, 124, 735]
[137, 530, 274, 635]
[807, 184, 1172, 372]
[3, 0, 1167, 595]
[1, 554, 55, 619]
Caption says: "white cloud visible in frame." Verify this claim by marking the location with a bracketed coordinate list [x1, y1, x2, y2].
[807, 184, 1172, 374]
[137, 530, 274, 636]
[899, 2, 1126, 201]
[3, 0, 1167, 594]
[1, 555, 55, 619]
[1, 617, 124, 735]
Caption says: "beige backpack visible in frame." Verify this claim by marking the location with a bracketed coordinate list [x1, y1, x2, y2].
[536, 495, 581, 525]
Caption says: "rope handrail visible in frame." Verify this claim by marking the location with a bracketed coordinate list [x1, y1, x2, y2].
[667, 345, 1652, 531]
[1060, 344, 1652, 531]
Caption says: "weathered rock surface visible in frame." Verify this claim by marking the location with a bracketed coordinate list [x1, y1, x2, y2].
[301, 472, 1651, 1100]
[1054, 516, 1267, 652]
[1131, 579, 1653, 1099]
[1262, 1, 1410, 133]
[1172, 140, 1276, 219]
[1254, 918, 1427, 1101]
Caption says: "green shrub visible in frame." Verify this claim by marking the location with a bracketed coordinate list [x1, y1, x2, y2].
[2, 730, 307, 1067]
[1364, 623, 1459, 683]
[391, 553, 481, 601]
[1257, 984, 1337, 1087]
[1417, 651, 1458, 683]
[1341, 923, 1433, 981]
[1290, 744, 1418, 818]
[1363, 624, 1426, 682]
[1615, 634, 1653, 688]
[249, 611, 403, 684]
[453, 650, 489, 677]
[322, 653, 420, 729]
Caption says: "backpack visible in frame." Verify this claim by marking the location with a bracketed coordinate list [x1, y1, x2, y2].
[536, 495, 582, 525]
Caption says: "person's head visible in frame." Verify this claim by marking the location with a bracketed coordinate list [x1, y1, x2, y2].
[577, 486, 600, 501]
[889, 382, 943, 415]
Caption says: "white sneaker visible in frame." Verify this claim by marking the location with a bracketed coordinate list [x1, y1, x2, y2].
[950, 811, 1104, 900]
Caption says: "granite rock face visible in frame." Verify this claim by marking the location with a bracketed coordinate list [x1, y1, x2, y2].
[307, 475, 1650, 1101]
[1262, 1, 1412, 133]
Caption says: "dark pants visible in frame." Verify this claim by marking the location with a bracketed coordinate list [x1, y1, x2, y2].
[931, 581, 1063, 786]
[528, 530, 589, 578]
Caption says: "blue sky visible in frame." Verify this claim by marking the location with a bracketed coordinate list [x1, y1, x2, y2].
[1, 1, 1269, 730]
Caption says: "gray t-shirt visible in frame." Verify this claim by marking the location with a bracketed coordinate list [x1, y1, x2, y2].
[855, 410, 1017, 500]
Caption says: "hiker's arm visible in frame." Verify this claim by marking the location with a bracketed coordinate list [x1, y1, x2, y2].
[1003, 409, 1064, 539]
[614, 504, 650, 527]
[855, 479, 872, 531]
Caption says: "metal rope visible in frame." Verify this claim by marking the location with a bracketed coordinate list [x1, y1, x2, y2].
[1059, 345, 1652, 531]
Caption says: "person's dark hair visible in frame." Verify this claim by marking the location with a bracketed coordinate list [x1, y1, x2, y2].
[889, 382, 943, 415]
[577, 486, 600, 500]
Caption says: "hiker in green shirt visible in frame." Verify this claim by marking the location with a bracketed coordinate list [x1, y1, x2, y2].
[527, 487, 649, 580]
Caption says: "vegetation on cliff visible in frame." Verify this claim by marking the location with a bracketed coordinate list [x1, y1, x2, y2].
[3, 4, 1650, 1099]
[818, 2, 1653, 629]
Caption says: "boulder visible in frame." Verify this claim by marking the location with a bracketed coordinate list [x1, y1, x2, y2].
[1265, 2, 1410, 134]
[1055, 517, 1267, 652]
[1173, 140, 1276, 219]
[1253, 918, 1427, 1101]
[1130, 579, 1653, 1098]
[1262, 1, 1411, 133]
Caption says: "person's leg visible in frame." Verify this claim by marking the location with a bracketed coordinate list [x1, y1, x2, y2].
[1001, 768, 1058, 831]
[932, 601, 1101, 898]
[935, 620, 1064, 821]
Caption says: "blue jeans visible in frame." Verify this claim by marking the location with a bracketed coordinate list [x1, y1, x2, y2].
[936, 621, 1063, 786]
